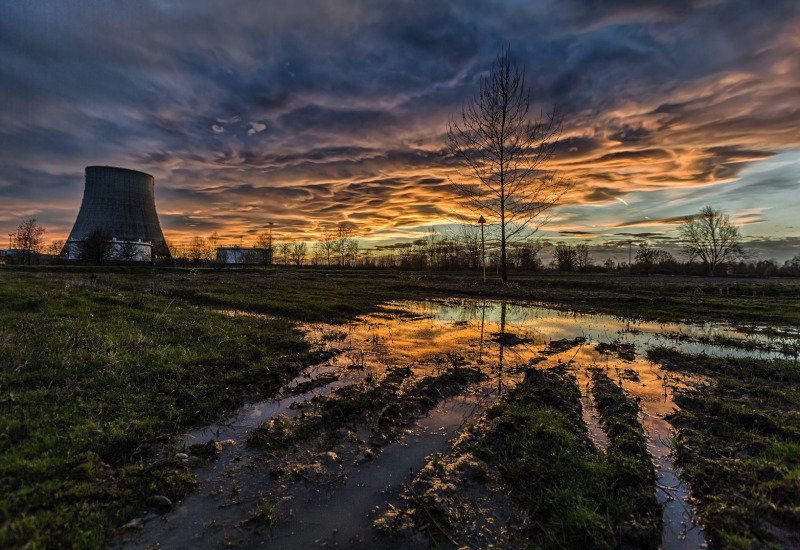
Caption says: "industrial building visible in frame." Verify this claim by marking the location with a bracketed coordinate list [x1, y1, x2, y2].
[64, 166, 171, 261]
[216, 245, 271, 266]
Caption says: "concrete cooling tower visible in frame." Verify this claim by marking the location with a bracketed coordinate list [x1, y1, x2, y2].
[65, 166, 171, 260]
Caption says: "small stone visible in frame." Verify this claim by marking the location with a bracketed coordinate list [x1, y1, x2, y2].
[151, 495, 172, 510]
[175, 452, 189, 460]
[122, 518, 144, 530]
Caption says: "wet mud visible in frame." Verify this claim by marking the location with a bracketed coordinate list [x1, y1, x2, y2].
[119, 299, 792, 549]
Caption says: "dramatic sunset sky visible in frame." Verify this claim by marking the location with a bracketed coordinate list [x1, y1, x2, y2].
[2, 0, 799, 262]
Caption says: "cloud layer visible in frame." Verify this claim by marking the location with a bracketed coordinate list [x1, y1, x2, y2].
[1, 0, 799, 258]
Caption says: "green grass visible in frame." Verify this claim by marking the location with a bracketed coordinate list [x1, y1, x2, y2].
[478, 366, 661, 549]
[648, 348, 800, 549]
[0, 269, 390, 547]
[2, 266, 798, 547]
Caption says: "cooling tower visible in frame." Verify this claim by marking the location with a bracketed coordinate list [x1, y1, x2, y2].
[66, 166, 171, 259]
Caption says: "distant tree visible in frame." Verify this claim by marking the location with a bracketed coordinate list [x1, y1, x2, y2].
[332, 222, 358, 267]
[575, 243, 592, 272]
[553, 242, 577, 272]
[79, 227, 113, 265]
[680, 206, 744, 276]
[511, 241, 542, 272]
[11, 218, 46, 265]
[118, 240, 144, 265]
[458, 224, 481, 270]
[783, 254, 800, 276]
[254, 232, 273, 268]
[603, 258, 616, 271]
[311, 243, 323, 266]
[448, 46, 570, 283]
[361, 247, 374, 268]
[347, 238, 360, 267]
[635, 242, 672, 275]
[278, 242, 291, 267]
[290, 242, 307, 266]
[187, 237, 212, 267]
[320, 231, 337, 266]
[208, 231, 221, 251]
[46, 239, 64, 256]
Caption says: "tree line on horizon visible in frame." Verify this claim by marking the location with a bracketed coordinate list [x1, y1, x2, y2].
[6, 214, 800, 278]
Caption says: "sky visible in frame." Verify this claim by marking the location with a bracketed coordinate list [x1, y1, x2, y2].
[1, 0, 799, 263]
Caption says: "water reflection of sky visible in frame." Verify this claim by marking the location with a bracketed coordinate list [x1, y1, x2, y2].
[381, 299, 794, 361]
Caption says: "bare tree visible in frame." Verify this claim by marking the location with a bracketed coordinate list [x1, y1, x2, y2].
[574, 243, 592, 272]
[320, 231, 337, 266]
[11, 218, 46, 265]
[254, 232, 273, 268]
[680, 206, 744, 276]
[311, 243, 324, 266]
[291, 242, 307, 266]
[515, 241, 543, 272]
[118, 240, 143, 265]
[46, 239, 64, 256]
[553, 242, 577, 272]
[278, 242, 291, 267]
[187, 237, 212, 267]
[448, 46, 571, 283]
[635, 241, 673, 275]
[208, 231, 221, 252]
[458, 224, 481, 270]
[333, 222, 358, 267]
[79, 227, 113, 265]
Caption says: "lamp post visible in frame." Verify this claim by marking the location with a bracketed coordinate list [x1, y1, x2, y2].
[478, 215, 486, 282]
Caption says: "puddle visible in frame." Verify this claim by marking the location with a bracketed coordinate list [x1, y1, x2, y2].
[120, 299, 793, 549]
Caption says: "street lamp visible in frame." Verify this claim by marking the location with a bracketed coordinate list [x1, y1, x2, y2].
[478, 215, 486, 282]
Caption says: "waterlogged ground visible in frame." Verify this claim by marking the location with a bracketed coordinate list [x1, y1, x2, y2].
[121, 299, 793, 549]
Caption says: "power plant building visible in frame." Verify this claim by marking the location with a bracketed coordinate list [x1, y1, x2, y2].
[64, 166, 171, 261]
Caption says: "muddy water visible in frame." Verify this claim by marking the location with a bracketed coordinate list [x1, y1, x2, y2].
[123, 299, 790, 549]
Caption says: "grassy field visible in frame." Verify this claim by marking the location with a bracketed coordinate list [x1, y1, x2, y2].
[1, 266, 799, 547]
[648, 348, 800, 549]
[477, 366, 662, 549]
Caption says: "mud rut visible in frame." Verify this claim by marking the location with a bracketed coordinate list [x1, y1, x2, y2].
[119, 299, 787, 549]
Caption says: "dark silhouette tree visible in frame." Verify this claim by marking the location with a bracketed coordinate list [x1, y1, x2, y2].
[575, 243, 592, 272]
[553, 242, 577, 272]
[79, 227, 113, 265]
[635, 241, 672, 275]
[187, 237, 212, 267]
[680, 206, 744, 276]
[448, 46, 571, 283]
[11, 218, 45, 265]
[118, 240, 144, 265]
[291, 242, 307, 266]
[254, 232, 273, 268]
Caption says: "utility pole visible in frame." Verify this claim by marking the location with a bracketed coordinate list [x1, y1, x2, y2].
[478, 215, 486, 282]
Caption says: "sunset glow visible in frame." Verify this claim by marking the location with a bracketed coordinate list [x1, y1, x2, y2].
[2, 1, 799, 261]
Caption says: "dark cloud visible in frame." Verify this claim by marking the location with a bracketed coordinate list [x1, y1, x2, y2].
[1, 0, 799, 251]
